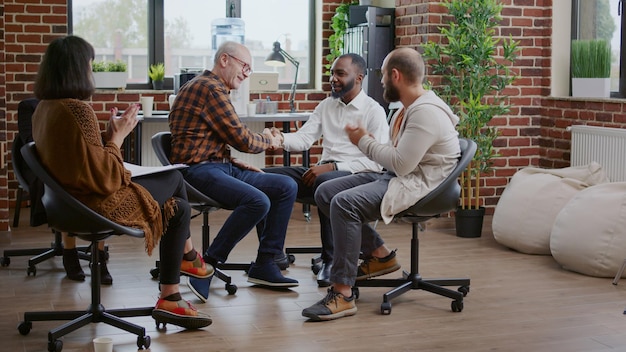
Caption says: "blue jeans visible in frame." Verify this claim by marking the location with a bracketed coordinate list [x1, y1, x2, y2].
[184, 162, 297, 264]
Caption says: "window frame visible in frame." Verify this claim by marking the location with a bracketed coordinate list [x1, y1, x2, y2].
[69, 0, 317, 91]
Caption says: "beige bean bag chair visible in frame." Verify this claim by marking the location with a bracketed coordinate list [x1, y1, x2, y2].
[492, 162, 608, 254]
[550, 182, 626, 277]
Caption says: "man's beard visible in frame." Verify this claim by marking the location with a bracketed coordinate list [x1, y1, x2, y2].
[383, 78, 400, 102]
[331, 78, 355, 99]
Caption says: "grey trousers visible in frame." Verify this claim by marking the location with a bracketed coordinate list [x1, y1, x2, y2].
[314, 172, 395, 287]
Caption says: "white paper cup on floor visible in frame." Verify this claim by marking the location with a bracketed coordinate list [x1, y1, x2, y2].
[93, 337, 113, 352]
[140, 96, 154, 117]
[247, 103, 257, 116]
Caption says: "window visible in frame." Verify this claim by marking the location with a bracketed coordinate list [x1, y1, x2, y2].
[70, 0, 315, 90]
[571, 0, 622, 97]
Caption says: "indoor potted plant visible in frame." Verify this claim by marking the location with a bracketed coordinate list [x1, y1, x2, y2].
[92, 60, 127, 89]
[422, 0, 519, 238]
[149, 63, 165, 90]
[571, 39, 611, 98]
[325, 1, 358, 73]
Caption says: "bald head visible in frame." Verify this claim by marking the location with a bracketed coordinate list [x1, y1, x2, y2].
[214, 41, 248, 65]
[384, 47, 425, 85]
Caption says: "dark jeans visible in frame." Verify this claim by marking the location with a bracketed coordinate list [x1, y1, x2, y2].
[184, 162, 297, 264]
[133, 170, 190, 285]
[263, 166, 351, 263]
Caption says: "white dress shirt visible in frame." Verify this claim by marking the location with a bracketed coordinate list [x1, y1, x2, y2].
[282, 89, 389, 173]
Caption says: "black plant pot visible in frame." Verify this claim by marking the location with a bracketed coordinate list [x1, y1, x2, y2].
[455, 206, 485, 238]
[152, 80, 164, 90]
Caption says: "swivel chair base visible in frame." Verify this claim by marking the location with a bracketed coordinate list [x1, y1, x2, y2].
[354, 220, 470, 315]
[18, 241, 152, 352]
[1, 230, 104, 277]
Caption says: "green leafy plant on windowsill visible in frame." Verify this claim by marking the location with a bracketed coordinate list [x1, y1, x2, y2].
[149, 63, 165, 82]
[571, 39, 611, 78]
[92, 60, 127, 72]
[149, 63, 165, 90]
[92, 60, 128, 89]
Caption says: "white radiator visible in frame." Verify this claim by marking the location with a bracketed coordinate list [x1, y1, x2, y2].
[141, 121, 169, 166]
[570, 125, 626, 182]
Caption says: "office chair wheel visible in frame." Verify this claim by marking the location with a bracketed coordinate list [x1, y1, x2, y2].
[288, 254, 296, 264]
[226, 283, 238, 295]
[137, 335, 151, 349]
[458, 285, 470, 296]
[451, 300, 464, 312]
[27, 265, 36, 276]
[1, 256, 9, 266]
[311, 262, 322, 275]
[351, 287, 360, 300]
[17, 321, 32, 335]
[48, 339, 62, 352]
[303, 212, 312, 222]
[150, 267, 159, 279]
[381, 302, 392, 315]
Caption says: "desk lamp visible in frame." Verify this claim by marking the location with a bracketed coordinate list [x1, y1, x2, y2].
[265, 41, 300, 113]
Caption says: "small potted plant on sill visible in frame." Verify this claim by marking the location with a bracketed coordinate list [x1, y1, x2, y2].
[149, 63, 165, 90]
[571, 39, 611, 98]
[92, 60, 127, 89]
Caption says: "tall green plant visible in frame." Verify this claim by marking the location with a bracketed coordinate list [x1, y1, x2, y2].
[571, 39, 611, 78]
[325, 1, 357, 73]
[422, 0, 519, 210]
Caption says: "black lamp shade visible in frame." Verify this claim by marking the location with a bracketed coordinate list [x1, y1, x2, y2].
[265, 42, 286, 67]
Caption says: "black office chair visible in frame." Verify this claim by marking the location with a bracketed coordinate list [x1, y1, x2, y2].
[1, 134, 92, 275]
[12, 134, 28, 228]
[17, 142, 152, 352]
[354, 138, 476, 315]
[151, 131, 249, 295]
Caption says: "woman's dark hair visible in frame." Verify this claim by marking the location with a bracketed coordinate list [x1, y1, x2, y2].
[34, 35, 95, 100]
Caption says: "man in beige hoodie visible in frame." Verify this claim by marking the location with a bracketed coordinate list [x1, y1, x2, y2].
[302, 47, 461, 322]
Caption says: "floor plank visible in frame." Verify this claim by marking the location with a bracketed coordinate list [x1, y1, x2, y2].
[2, 206, 626, 351]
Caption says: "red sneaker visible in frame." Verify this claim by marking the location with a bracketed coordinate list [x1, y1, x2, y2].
[181, 252, 214, 279]
[152, 298, 212, 329]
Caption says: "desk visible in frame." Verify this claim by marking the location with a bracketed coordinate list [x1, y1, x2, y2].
[123, 112, 310, 168]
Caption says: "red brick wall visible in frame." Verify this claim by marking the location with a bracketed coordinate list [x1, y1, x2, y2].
[0, 1, 7, 231]
[2, 0, 626, 230]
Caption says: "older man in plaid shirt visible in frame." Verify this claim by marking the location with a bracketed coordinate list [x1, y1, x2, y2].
[169, 41, 298, 302]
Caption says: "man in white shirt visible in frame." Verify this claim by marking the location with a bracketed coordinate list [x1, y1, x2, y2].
[265, 53, 389, 287]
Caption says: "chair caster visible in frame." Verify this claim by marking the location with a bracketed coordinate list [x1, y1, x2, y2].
[1, 256, 9, 266]
[150, 267, 159, 279]
[458, 285, 470, 296]
[18, 321, 32, 335]
[27, 266, 36, 276]
[137, 335, 151, 349]
[451, 300, 464, 312]
[351, 287, 360, 300]
[381, 302, 391, 315]
[48, 339, 62, 352]
[288, 254, 295, 264]
[226, 283, 238, 295]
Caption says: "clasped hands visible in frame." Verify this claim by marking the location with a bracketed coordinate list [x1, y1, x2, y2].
[264, 127, 283, 151]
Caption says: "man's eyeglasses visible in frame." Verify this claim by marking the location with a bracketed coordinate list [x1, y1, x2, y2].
[226, 54, 253, 75]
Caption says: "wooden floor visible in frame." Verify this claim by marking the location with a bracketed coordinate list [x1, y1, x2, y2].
[1, 206, 626, 352]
